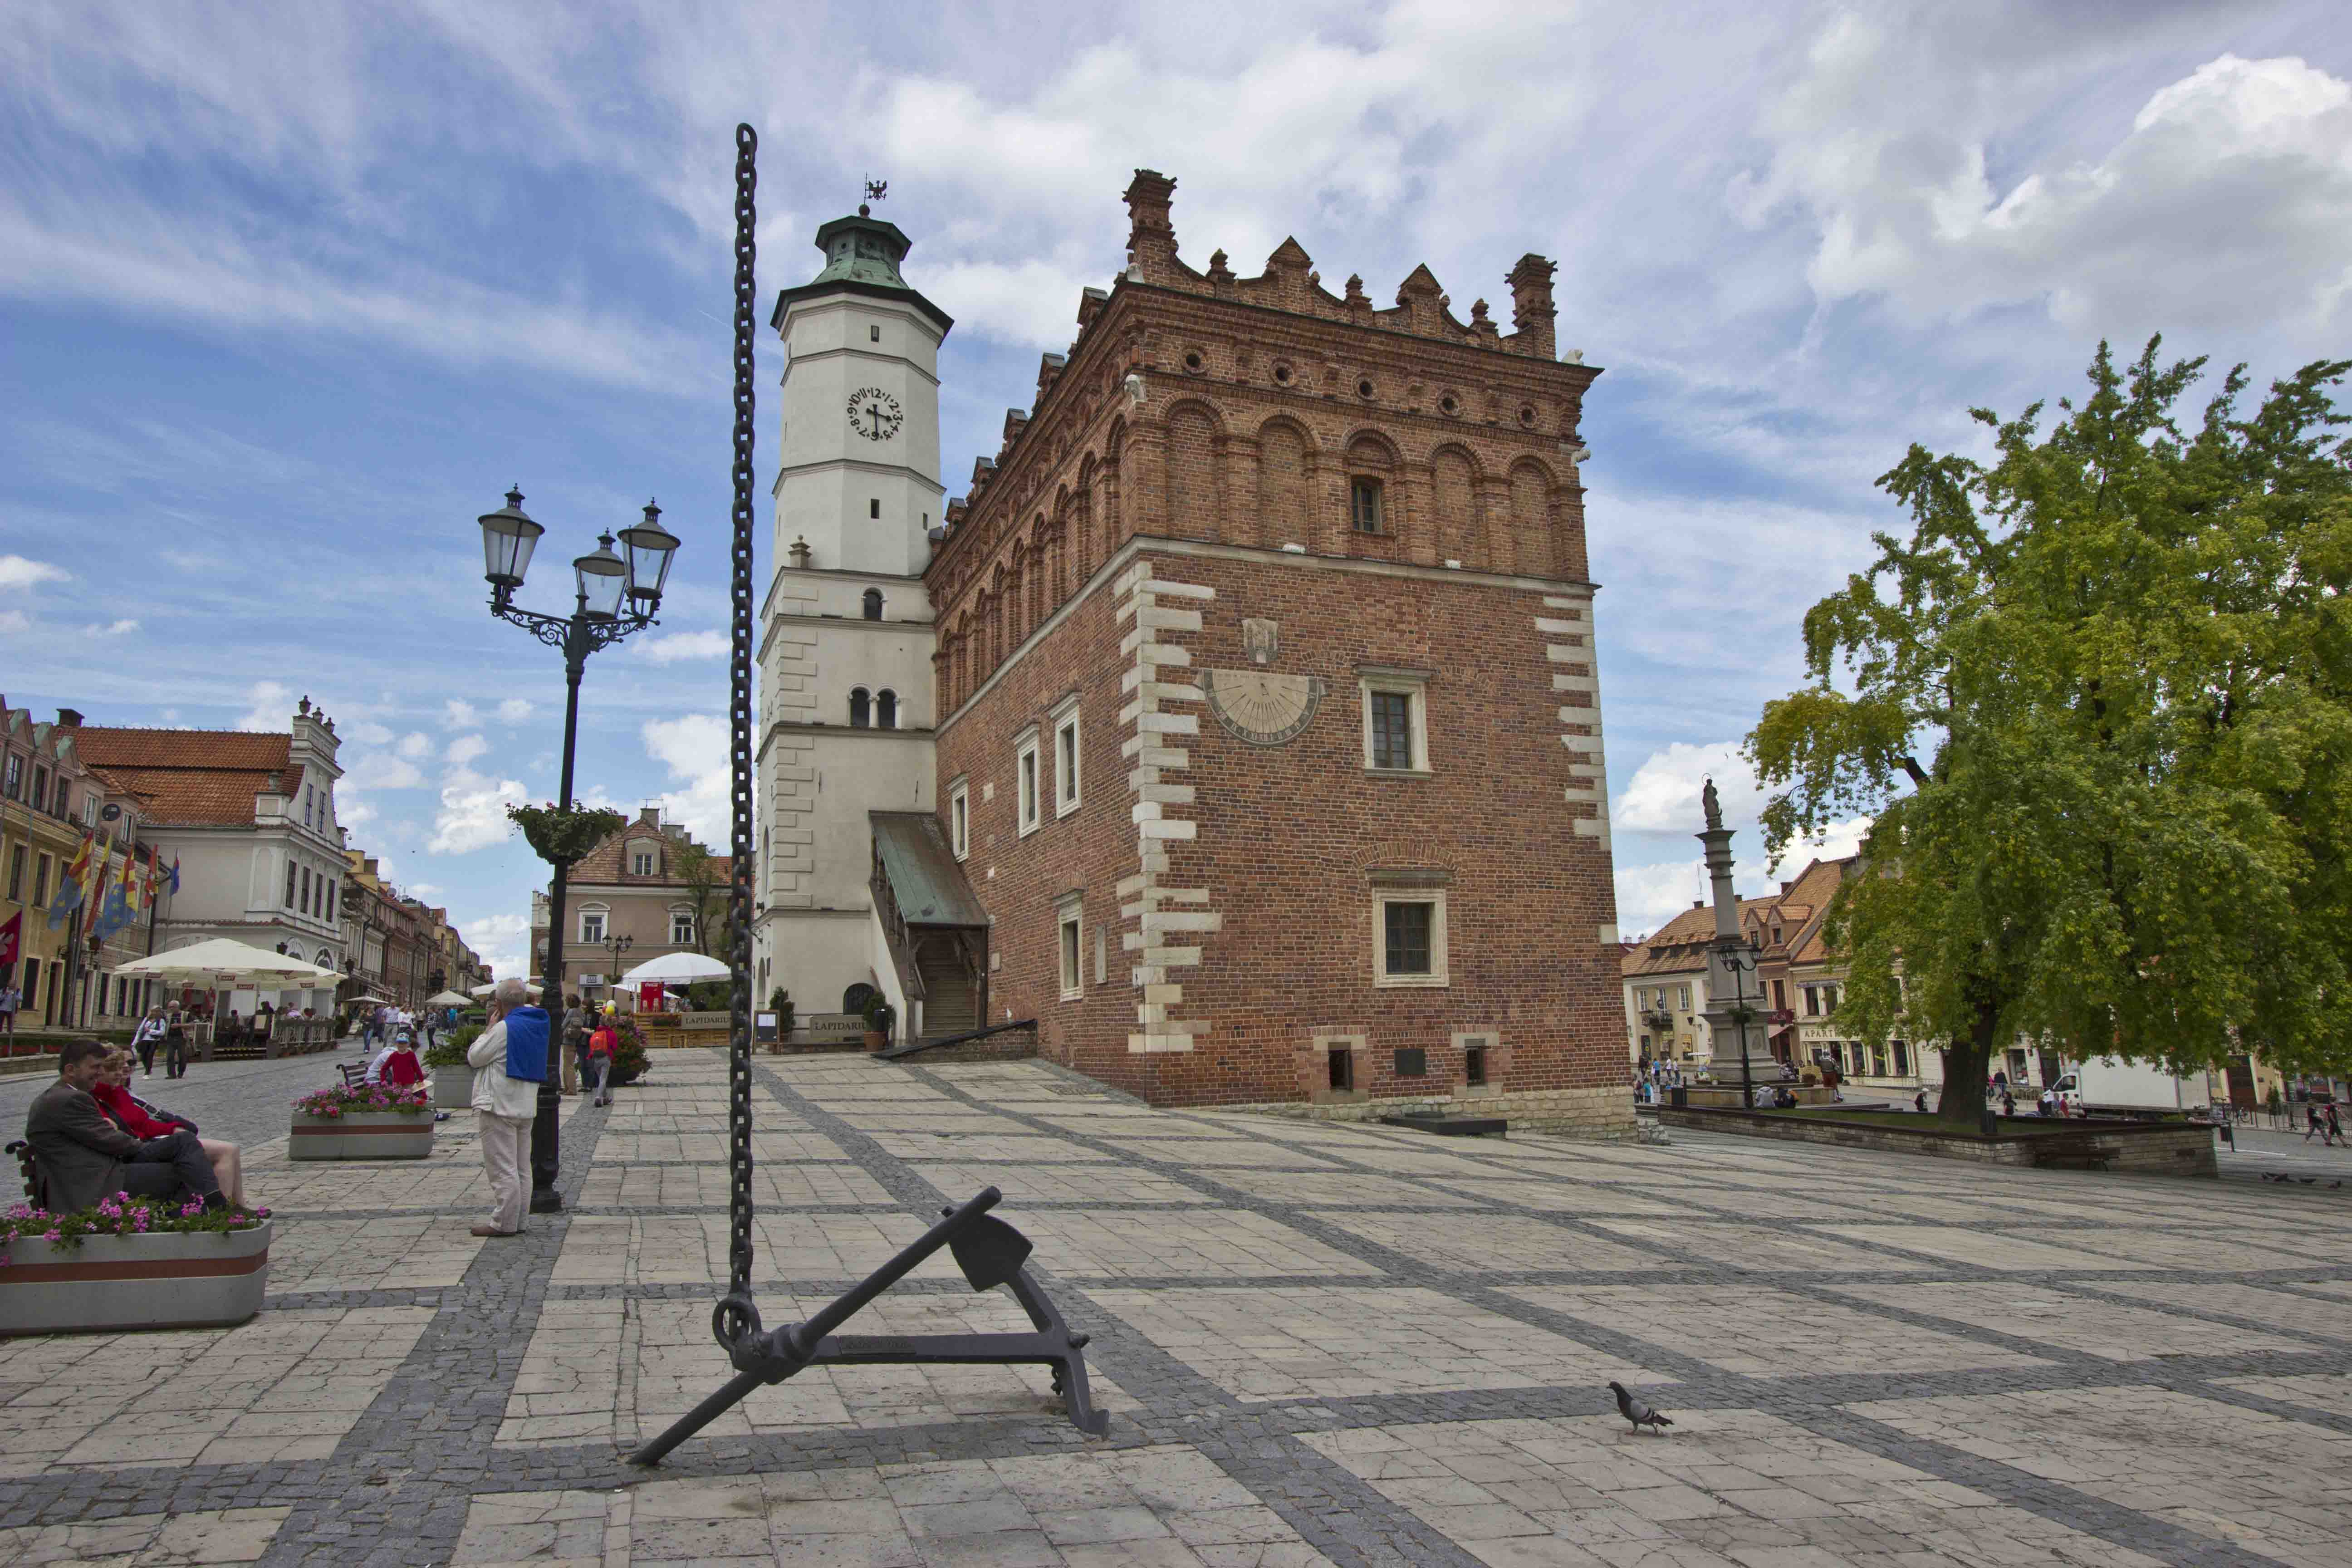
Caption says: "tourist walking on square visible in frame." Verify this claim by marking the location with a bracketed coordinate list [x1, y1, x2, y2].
[0, 979, 18, 1039]
[560, 994, 584, 1096]
[468, 976, 548, 1237]
[2307, 1104, 2326, 1142]
[586, 1009, 618, 1107]
[132, 1005, 167, 1078]
[2327, 1103, 2342, 1147]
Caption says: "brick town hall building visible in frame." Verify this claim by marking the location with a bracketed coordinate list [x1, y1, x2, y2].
[755, 172, 1626, 1130]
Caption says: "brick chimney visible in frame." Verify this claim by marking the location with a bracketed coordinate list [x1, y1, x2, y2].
[55, 707, 83, 727]
[1506, 254, 1557, 358]
[1123, 169, 1179, 284]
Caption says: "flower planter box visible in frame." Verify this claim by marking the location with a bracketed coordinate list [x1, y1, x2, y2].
[431, 1063, 475, 1111]
[1, 1220, 272, 1336]
[289, 1111, 434, 1160]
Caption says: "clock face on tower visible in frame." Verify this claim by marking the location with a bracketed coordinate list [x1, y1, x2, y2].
[847, 388, 903, 441]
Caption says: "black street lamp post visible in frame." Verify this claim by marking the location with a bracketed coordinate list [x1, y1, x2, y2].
[1718, 938, 1762, 1109]
[477, 487, 678, 1211]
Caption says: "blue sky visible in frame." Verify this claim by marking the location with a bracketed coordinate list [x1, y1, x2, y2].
[5, 1, 2349, 978]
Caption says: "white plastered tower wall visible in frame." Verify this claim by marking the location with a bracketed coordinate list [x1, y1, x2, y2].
[755, 209, 947, 1020]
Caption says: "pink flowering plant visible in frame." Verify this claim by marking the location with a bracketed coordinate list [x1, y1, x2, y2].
[1, 1193, 270, 1264]
[291, 1083, 431, 1118]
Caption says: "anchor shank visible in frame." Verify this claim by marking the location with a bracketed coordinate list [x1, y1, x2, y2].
[775, 1186, 1002, 1362]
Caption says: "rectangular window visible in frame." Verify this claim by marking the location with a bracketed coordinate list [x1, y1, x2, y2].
[2, 755, 17, 798]
[1328, 1046, 1354, 1092]
[1371, 692, 1411, 769]
[5, 844, 20, 901]
[1093, 923, 1107, 985]
[325, 881, 336, 921]
[1374, 893, 1448, 987]
[1016, 732, 1041, 835]
[29, 769, 45, 811]
[869, 498, 880, 518]
[1803, 985, 1819, 1016]
[1464, 1040, 1488, 1087]
[1057, 899, 1082, 1000]
[949, 780, 970, 860]
[1360, 673, 1430, 772]
[632, 851, 655, 875]
[1892, 1039, 1911, 1076]
[1677, 984, 1691, 1012]
[1054, 706, 1081, 816]
[286, 862, 299, 908]
[1824, 983, 1841, 1013]
[1773, 978, 1786, 1009]
[869, 323, 881, 343]
[580, 910, 607, 943]
[32, 855, 49, 909]
[299, 865, 312, 915]
[671, 912, 696, 944]
[1350, 476, 1384, 534]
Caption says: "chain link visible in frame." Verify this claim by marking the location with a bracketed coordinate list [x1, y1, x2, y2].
[718, 121, 760, 1348]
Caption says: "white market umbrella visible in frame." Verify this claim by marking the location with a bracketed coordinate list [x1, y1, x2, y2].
[425, 990, 472, 1008]
[470, 980, 543, 997]
[618, 952, 731, 986]
[113, 939, 344, 987]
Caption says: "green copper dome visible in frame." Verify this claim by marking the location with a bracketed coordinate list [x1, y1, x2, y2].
[810, 210, 913, 289]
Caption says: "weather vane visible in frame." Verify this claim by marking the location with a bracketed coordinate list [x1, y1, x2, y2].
[864, 177, 888, 204]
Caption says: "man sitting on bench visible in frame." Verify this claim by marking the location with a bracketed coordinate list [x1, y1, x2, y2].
[24, 1039, 226, 1213]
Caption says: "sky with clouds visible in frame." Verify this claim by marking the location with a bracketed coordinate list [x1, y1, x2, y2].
[4, 0, 2348, 976]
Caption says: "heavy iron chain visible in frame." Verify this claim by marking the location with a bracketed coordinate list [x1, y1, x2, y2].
[716, 121, 761, 1351]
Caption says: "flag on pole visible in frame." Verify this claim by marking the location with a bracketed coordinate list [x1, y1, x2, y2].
[47, 833, 94, 929]
[120, 843, 142, 913]
[167, 854, 181, 897]
[0, 911, 20, 974]
[91, 844, 140, 942]
[141, 844, 159, 903]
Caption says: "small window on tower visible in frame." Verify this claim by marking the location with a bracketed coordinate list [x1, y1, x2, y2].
[877, 690, 898, 729]
[849, 688, 872, 728]
[870, 324, 881, 343]
[1351, 477, 1384, 534]
[862, 588, 883, 620]
[869, 498, 880, 519]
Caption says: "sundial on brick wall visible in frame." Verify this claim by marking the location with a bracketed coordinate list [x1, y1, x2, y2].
[1204, 617, 1323, 746]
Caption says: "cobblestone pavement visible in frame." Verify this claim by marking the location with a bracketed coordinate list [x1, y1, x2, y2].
[3, 1049, 2349, 1567]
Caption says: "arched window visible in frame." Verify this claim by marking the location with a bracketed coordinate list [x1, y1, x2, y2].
[877, 689, 898, 729]
[862, 587, 884, 621]
[848, 687, 871, 728]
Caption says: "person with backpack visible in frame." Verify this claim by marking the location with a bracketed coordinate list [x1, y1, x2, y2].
[586, 1008, 619, 1107]
[560, 995, 585, 1096]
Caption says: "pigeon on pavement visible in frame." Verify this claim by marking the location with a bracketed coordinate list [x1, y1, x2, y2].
[1608, 1381, 1673, 1435]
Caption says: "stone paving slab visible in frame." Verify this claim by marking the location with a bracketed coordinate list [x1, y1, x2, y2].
[4, 1048, 2351, 1568]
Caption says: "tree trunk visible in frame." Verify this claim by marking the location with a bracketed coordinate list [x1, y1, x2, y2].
[1935, 998, 2001, 1127]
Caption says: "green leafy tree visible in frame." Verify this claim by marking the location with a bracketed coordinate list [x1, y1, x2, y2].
[1749, 339, 2352, 1123]
[673, 840, 735, 959]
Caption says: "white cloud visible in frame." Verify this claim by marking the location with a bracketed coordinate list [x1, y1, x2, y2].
[341, 750, 426, 790]
[445, 733, 488, 767]
[340, 796, 378, 827]
[0, 611, 28, 636]
[642, 712, 728, 845]
[428, 769, 528, 855]
[442, 699, 478, 728]
[235, 679, 293, 732]
[636, 629, 729, 663]
[1613, 742, 1764, 835]
[1740, 29, 2352, 338]
[459, 911, 531, 982]
[395, 731, 431, 760]
[86, 618, 139, 637]
[349, 720, 393, 745]
[495, 697, 534, 724]
[0, 556, 69, 591]
[1613, 858, 1716, 942]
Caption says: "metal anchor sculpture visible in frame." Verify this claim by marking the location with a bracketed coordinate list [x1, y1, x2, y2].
[632, 126, 1106, 1472]
[630, 1186, 1108, 1465]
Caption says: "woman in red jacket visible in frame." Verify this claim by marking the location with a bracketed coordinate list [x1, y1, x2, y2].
[93, 1046, 247, 1208]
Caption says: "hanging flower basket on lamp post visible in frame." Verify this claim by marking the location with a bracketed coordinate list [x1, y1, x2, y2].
[507, 803, 628, 868]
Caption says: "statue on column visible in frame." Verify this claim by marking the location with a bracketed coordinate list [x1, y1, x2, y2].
[1701, 776, 1722, 832]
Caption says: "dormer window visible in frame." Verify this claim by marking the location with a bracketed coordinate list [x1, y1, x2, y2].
[631, 847, 657, 877]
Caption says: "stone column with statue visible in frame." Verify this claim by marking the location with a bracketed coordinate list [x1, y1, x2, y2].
[1687, 778, 1780, 1108]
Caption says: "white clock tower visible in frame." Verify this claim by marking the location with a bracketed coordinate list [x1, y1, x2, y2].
[755, 206, 954, 1020]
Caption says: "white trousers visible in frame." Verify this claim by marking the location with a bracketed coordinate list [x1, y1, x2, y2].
[479, 1113, 532, 1234]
